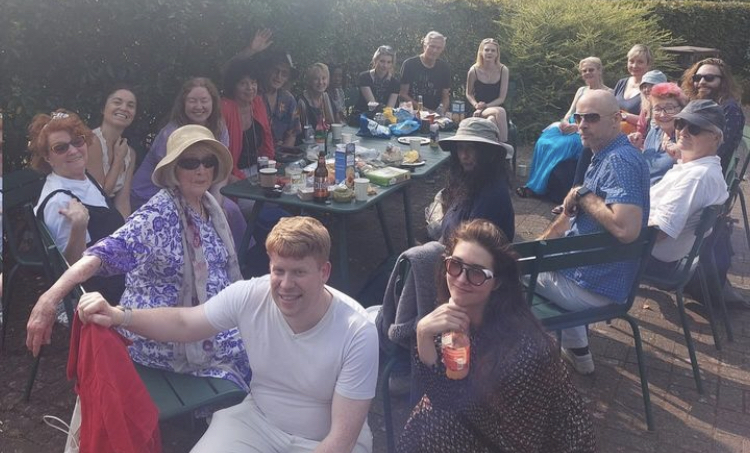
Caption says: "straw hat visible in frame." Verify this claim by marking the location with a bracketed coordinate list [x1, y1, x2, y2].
[152, 124, 233, 188]
[438, 117, 509, 154]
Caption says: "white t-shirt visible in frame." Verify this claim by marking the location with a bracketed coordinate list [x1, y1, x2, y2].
[203, 275, 379, 441]
[34, 173, 109, 251]
[649, 155, 728, 262]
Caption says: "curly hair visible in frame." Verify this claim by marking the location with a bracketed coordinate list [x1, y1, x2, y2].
[170, 77, 224, 139]
[436, 219, 553, 393]
[680, 58, 740, 104]
[28, 109, 93, 174]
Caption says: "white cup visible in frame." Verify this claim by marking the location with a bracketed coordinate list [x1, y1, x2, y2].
[409, 138, 422, 152]
[517, 164, 528, 178]
[368, 101, 379, 112]
[331, 123, 343, 141]
[342, 133, 353, 144]
[354, 178, 370, 202]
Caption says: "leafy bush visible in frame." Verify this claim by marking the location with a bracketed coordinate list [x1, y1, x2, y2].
[498, 0, 675, 140]
[0, 0, 503, 170]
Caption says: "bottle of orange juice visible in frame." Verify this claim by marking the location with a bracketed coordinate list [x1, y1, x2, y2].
[442, 330, 470, 379]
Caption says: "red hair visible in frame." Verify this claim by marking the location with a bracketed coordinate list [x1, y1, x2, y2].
[650, 82, 688, 106]
[28, 109, 93, 174]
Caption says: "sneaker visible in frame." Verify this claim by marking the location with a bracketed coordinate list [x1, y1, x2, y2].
[562, 348, 595, 375]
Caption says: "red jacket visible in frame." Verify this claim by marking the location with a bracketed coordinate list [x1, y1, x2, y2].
[67, 314, 161, 453]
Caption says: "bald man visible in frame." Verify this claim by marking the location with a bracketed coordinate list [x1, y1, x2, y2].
[536, 90, 650, 375]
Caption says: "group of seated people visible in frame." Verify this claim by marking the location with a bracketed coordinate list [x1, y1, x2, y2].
[17, 32, 746, 452]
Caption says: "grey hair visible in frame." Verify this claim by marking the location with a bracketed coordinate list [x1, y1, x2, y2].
[423, 31, 446, 45]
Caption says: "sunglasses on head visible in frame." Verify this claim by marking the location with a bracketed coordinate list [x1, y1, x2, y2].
[692, 74, 722, 83]
[674, 119, 708, 136]
[444, 257, 494, 286]
[50, 135, 86, 154]
[177, 155, 219, 170]
[572, 112, 617, 124]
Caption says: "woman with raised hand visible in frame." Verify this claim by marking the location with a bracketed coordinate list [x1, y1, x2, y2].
[398, 219, 595, 452]
[516, 57, 610, 200]
[87, 85, 138, 218]
[29, 110, 126, 301]
[27, 125, 251, 391]
[466, 38, 510, 145]
[353, 45, 400, 118]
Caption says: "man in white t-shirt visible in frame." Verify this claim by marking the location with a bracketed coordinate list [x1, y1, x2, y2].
[77, 216, 379, 453]
[646, 100, 729, 278]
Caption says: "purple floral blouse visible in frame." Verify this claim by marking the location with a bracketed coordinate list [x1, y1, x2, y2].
[85, 189, 251, 389]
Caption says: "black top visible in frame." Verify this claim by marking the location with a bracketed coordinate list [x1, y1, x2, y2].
[238, 119, 263, 169]
[400, 56, 451, 110]
[354, 70, 401, 112]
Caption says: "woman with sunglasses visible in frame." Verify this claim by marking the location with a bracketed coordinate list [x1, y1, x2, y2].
[466, 39, 510, 145]
[516, 57, 610, 200]
[29, 110, 126, 302]
[640, 82, 688, 185]
[27, 125, 252, 391]
[130, 77, 247, 248]
[352, 46, 400, 120]
[398, 219, 595, 453]
[86, 85, 138, 218]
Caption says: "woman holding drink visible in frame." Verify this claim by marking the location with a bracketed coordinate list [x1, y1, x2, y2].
[398, 220, 595, 453]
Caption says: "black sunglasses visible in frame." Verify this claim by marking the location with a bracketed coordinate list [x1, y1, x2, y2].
[692, 74, 722, 83]
[177, 155, 219, 170]
[444, 257, 494, 286]
[674, 119, 707, 136]
[572, 112, 617, 124]
[50, 135, 86, 155]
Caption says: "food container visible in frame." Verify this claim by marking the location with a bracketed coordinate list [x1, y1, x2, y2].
[332, 186, 355, 203]
[297, 187, 314, 201]
[363, 166, 411, 186]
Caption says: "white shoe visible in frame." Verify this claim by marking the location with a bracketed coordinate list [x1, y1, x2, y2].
[562, 348, 595, 375]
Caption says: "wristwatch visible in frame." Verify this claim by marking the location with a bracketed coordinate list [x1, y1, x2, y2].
[575, 186, 592, 201]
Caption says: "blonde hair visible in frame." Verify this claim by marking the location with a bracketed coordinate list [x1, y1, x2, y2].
[627, 44, 653, 65]
[371, 45, 396, 77]
[305, 63, 330, 88]
[474, 38, 500, 67]
[266, 216, 331, 264]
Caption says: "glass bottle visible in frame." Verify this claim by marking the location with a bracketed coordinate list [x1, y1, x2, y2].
[313, 150, 329, 203]
[442, 330, 470, 380]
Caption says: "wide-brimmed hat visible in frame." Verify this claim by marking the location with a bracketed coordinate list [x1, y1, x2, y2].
[439, 117, 508, 154]
[152, 124, 233, 188]
[640, 70, 667, 87]
[262, 50, 299, 80]
[673, 99, 725, 131]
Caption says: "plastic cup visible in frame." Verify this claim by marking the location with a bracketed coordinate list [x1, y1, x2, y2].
[287, 167, 304, 190]
[342, 133, 353, 144]
[409, 138, 422, 152]
[368, 101, 379, 112]
[331, 123, 343, 141]
[259, 168, 278, 188]
[354, 178, 370, 202]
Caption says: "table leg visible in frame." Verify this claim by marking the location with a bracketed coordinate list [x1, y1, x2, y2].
[336, 215, 350, 294]
[375, 203, 395, 256]
[238, 201, 265, 272]
[403, 187, 415, 247]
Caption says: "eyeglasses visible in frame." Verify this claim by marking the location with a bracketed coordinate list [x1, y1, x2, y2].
[50, 135, 86, 154]
[444, 257, 494, 286]
[177, 155, 219, 170]
[572, 112, 617, 124]
[652, 106, 681, 115]
[692, 74, 722, 83]
[674, 119, 708, 136]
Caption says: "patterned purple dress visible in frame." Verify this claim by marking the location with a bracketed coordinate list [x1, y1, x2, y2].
[85, 190, 251, 390]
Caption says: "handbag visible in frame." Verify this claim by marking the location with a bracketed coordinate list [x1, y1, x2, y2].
[43, 396, 81, 453]
[425, 189, 445, 240]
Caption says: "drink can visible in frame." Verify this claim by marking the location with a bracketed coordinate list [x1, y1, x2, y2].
[257, 156, 269, 169]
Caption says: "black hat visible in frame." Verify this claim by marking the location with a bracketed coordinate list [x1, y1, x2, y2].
[673, 99, 725, 131]
[262, 51, 299, 80]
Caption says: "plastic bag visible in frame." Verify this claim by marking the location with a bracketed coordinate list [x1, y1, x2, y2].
[358, 114, 391, 138]
[425, 189, 445, 240]
[390, 120, 420, 136]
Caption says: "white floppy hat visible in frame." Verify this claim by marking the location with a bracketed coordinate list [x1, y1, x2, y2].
[152, 124, 233, 188]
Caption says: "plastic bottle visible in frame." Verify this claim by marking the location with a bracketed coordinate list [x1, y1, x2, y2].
[429, 123, 440, 149]
[441, 330, 470, 379]
[313, 151, 329, 203]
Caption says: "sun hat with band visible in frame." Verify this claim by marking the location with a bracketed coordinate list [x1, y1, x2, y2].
[673, 99, 725, 131]
[152, 124, 233, 188]
[438, 117, 513, 156]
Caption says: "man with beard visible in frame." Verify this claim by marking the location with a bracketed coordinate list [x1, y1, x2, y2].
[536, 90, 650, 375]
[681, 58, 748, 309]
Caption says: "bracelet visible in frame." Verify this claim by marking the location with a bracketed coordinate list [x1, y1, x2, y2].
[117, 306, 133, 328]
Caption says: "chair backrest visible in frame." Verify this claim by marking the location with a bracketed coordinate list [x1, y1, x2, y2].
[3, 169, 51, 272]
[671, 204, 724, 285]
[723, 128, 750, 215]
[513, 227, 658, 310]
[36, 216, 82, 323]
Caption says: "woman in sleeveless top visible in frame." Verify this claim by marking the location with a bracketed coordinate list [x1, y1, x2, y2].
[87, 86, 138, 218]
[516, 57, 611, 199]
[466, 39, 510, 145]
[27, 109, 125, 303]
[614, 44, 652, 134]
